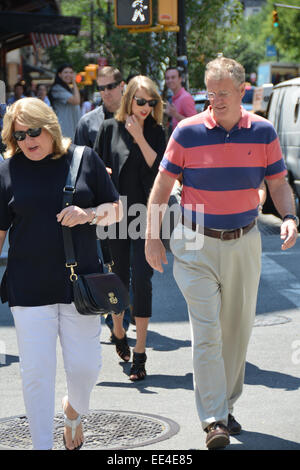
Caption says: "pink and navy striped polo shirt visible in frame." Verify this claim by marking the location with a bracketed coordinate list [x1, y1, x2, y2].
[160, 106, 287, 230]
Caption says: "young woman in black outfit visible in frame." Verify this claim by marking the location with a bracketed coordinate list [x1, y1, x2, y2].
[0, 97, 122, 450]
[94, 75, 166, 381]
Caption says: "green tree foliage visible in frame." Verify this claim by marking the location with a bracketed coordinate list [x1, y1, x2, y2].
[48, 0, 245, 89]
[264, 0, 300, 62]
[47, 1, 300, 90]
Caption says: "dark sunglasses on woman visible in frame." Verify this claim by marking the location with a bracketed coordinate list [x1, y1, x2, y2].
[133, 96, 158, 107]
[13, 128, 42, 141]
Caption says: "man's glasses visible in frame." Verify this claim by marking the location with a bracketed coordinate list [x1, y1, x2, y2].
[206, 91, 232, 101]
[133, 96, 158, 107]
[98, 81, 121, 92]
[13, 128, 42, 141]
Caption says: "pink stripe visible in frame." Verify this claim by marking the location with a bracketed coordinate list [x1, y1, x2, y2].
[182, 141, 282, 169]
[181, 186, 260, 215]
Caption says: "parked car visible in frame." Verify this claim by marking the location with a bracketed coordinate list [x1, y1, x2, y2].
[192, 91, 208, 113]
[267, 77, 300, 217]
[252, 83, 273, 116]
[242, 85, 254, 111]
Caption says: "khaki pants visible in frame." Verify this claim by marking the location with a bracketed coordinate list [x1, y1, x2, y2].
[170, 222, 261, 429]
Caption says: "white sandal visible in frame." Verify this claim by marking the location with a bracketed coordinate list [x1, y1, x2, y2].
[62, 396, 83, 450]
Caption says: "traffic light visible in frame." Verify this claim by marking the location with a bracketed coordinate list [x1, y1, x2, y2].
[158, 0, 178, 26]
[84, 64, 98, 83]
[272, 10, 279, 27]
[114, 0, 152, 28]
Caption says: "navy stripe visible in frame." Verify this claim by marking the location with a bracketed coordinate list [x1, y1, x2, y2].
[183, 167, 265, 191]
[265, 158, 286, 177]
[181, 206, 258, 230]
[160, 157, 182, 175]
[173, 119, 278, 149]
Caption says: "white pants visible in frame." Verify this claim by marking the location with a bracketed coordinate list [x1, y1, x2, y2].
[11, 303, 102, 450]
[170, 223, 261, 429]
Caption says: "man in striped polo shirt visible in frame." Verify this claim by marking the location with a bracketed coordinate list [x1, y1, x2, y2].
[145, 57, 298, 450]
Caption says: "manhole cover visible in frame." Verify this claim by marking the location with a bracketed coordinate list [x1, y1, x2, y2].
[254, 314, 291, 327]
[0, 410, 179, 450]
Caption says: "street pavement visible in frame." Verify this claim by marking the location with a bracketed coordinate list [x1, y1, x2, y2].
[0, 214, 300, 451]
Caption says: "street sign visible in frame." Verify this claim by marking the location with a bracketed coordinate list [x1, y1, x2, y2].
[114, 0, 152, 28]
[266, 45, 277, 57]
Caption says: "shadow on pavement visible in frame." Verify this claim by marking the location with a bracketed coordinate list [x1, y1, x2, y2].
[97, 371, 193, 393]
[0, 354, 19, 368]
[101, 329, 191, 352]
[245, 362, 300, 391]
[230, 430, 300, 450]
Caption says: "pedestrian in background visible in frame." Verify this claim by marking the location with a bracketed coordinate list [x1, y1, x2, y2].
[145, 56, 298, 449]
[7, 81, 25, 105]
[49, 63, 81, 140]
[0, 97, 122, 450]
[94, 75, 166, 381]
[164, 67, 197, 134]
[74, 66, 125, 147]
[36, 83, 51, 107]
[80, 89, 92, 116]
[74, 66, 131, 336]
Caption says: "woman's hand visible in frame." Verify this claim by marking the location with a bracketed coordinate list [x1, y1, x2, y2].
[57, 205, 93, 227]
[125, 115, 143, 141]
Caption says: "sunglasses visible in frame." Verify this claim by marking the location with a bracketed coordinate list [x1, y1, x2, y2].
[133, 96, 158, 107]
[98, 81, 121, 92]
[13, 128, 42, 141]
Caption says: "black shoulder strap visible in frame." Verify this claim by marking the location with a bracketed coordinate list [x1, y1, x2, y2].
[62, 146, 84, 271]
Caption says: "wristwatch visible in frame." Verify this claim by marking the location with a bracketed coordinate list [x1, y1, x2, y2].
[89, 209, 98, 225]
[282, 214, 299, 226]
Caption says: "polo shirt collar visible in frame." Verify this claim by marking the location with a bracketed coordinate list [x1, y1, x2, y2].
[172, 87, 184, 100]
[203, 105, 252, 130]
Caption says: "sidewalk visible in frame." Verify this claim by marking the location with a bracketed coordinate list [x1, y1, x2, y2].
[0, 217, 300, 450]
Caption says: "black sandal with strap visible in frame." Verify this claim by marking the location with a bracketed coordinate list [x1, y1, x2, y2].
[111, 332, 130, 362]
[129, 351, 147, 381]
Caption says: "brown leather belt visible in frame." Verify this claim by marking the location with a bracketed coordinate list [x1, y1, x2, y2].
[181, 217, 256, 241]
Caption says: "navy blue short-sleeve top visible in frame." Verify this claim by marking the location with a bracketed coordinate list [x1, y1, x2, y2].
[0, 144, 119, 307]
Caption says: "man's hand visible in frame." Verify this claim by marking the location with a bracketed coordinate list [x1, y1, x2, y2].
[280, 219, 298, 250]
[165, 102, 177, 118]
[145, 238, 168, 273]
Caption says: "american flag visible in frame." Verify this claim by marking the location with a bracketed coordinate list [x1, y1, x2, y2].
[30, 33, 60, 52]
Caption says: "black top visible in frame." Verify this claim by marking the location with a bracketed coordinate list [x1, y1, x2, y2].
[73, 105, 114, 148]
[93, 115, 166, 205]
[0, 145, 119, 307]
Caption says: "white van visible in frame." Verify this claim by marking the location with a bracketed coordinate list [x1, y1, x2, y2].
[267, 77, 300, 216]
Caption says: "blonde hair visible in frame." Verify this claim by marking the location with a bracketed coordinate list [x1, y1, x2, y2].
[205, 57, 245, 88]
[1, 97, 71, 159]
[115, 75, 163, 124]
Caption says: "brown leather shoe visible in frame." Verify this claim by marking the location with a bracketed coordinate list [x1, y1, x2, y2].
[205, 422, 230, 450]
[227, 414, 242, 435]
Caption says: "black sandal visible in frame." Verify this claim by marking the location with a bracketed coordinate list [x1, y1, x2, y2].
[130, 351, 147, 381]
[111, 332, 130, 362]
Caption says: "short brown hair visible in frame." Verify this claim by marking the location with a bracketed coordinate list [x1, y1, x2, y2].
[97, 66, 123, 83]
[115, 75, 163, 124]
[1, 97, 71, 159]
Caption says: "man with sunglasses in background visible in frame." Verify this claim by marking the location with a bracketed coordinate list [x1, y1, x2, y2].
[146, 56, 298, 450]
[164, 67, 197, 135]
[74, 66, 124, 147]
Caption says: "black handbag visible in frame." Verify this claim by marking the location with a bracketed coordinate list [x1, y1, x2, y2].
[62, 145, 129, 316]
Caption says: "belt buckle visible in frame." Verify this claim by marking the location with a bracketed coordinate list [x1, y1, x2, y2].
[220, 227, 243, 241]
